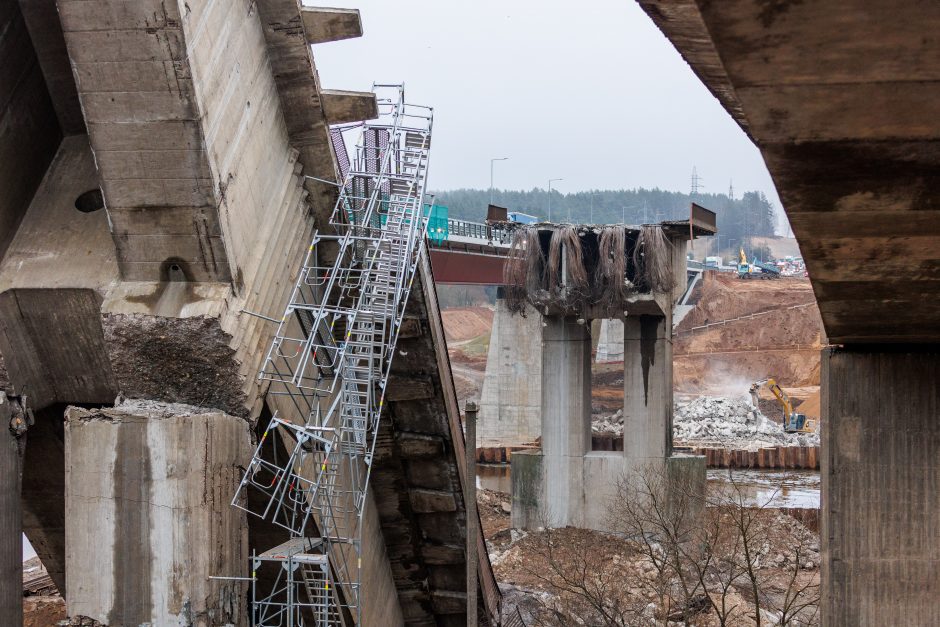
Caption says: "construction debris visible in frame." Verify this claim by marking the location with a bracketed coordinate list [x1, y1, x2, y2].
[674, 396, 819, 450]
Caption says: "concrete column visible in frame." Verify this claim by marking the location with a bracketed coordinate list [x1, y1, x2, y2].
[0, 396, 24, 626]
[64, 401, 253, 626]
[540, 316, 591, 526]
[595, 318, 625, 362]
[478, 299, 542, 446]
[622, 315, 672, 468]
[821, 349, 940, 626]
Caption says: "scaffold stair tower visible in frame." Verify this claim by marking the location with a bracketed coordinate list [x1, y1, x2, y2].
[233, 84, 432, 626]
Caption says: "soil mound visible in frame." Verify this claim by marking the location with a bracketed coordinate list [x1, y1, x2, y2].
[441, 306, 494, 342]
[675, 272, 824, 393]
[797, 389, 821, 419]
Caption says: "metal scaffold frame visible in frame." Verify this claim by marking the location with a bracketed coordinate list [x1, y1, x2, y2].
[232, 84, 433, 625]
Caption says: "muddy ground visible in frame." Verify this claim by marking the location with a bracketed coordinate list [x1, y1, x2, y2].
[479, 488, 820, 626]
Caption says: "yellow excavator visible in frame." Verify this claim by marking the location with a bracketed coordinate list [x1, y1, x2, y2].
[749, 378, 816, 433]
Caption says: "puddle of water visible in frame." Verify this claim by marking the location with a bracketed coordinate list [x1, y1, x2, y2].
[475, 463, 820, 509]
[477, 464, 512, 493]
[707, 469, 819, 508]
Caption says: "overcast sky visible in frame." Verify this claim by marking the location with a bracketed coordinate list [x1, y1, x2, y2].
[308, 0, 787, 233]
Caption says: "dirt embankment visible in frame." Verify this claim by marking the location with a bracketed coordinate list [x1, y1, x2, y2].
[674, 272, 824, 395]
[442, 307, 494, 406]
[441, 306, 493, 343]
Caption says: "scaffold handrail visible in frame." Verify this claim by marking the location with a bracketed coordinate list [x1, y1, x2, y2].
[233, 84, 432, 626]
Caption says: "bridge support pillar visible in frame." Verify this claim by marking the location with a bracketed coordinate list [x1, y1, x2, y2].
[821, 348, 940, 626]
[539, 316, 592, 527]
[595, 318, 625, 362]
[0, 396, 24, 626]
[63, 402, 253, 626]
[622, 315, 672, 469]
[478, 298, 542, 447]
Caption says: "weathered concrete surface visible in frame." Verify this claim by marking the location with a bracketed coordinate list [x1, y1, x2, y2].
[372, 252, 501, 625]
[540, 316, 591, 526]
[17, 0, 85, 135]
[512, 309, 702, 531]
[65, 401, 252, 626]
[0, 0, 62, 260]
[254, 0, 344, 223]
[321, 89, 379, 124]
[821, 349, 940, 626]
[622, 314, 672, 468]
[478, 299, 542, 446]
[21, 405, 68, 597]
[301, 7, 363, 44]
[0, 395, 25, 626]
[636, 0, 940, 343]
[58, 0, 229, 282]
[595, 317, 625, 362]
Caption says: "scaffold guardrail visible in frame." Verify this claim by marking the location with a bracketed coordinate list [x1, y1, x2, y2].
[233, 84, 432, 626]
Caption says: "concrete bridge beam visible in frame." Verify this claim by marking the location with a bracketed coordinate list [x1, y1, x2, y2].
[301, 7, 363, 44]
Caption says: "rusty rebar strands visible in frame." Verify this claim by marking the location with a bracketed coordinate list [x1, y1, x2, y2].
[595, 225, 633, 307]
[633, 225, 676, 294]
[503, 226, 543, 315]
[546, 226, 590, 305]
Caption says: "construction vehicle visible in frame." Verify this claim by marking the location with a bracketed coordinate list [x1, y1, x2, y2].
[737, 246, 780, 279]
[749, 378, 816, 433]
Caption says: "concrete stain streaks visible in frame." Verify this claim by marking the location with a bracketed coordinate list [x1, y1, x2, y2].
[755, 0, 804, 28]
[110, 420, 153, 626]
[639, 315, 659, 406]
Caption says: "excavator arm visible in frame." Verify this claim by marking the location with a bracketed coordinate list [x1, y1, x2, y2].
[749, 378, 815, 433]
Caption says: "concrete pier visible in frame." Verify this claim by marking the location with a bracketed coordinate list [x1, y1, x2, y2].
[821, 349, 940, 626]
[622, 315, 672, 471]
[0, 396, 24, 626]
[478, 299, 542, 446]
[64, 402, 253, 626]
[595, 318, 625, 362]
[512, 310, 704, 532]
[540, 316, 592, 526]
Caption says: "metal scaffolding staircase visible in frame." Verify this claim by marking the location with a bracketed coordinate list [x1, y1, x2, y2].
[233, 85, 432, 625]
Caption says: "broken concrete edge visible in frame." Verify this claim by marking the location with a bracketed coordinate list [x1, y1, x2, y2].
[320, 89, 379, 124]
[65, 398, 244, 422]
[301, 7, 363, 44]
[101, 312, 250, 419]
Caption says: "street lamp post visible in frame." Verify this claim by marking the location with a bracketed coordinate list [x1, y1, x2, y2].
[548, 178, 563, 222]
[489, 157, 509, 206]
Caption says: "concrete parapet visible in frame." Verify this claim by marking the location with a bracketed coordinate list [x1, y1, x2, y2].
[478, 299, 542, 446]
[64, 401, 253, 626]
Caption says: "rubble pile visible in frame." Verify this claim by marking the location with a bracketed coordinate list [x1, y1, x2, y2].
[592, 408, 623, 435]
[674, 396, 819, 450]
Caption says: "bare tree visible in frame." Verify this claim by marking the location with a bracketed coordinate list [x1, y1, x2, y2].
[522, 526, 648, 627]
[510, 463, 819, 626]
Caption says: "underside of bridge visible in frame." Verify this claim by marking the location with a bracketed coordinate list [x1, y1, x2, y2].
[637, 2, 940, 624]
[0, 1, 493, 625]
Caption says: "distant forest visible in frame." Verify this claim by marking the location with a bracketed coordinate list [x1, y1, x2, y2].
[431, 187, 779, 260]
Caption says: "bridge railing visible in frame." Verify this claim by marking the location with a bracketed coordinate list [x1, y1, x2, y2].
[440, 218, 514, 246]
